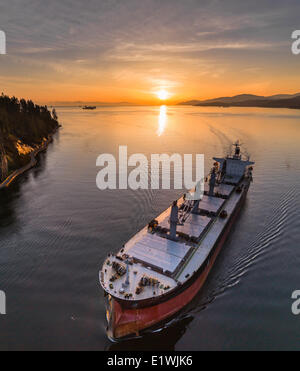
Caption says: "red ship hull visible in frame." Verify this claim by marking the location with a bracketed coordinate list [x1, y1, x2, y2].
[106, 189, 247, 340]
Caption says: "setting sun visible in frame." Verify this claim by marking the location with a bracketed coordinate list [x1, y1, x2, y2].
[156, 89, 169, 100]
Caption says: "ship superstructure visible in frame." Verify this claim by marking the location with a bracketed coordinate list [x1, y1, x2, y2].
[99, 141, 254, 340]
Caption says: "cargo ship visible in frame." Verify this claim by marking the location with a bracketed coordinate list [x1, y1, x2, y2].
[99, 141, 254, 340]
[82, 105, 96, 110]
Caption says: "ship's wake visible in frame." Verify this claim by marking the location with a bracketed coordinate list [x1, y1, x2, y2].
[191, 185, 298, 314]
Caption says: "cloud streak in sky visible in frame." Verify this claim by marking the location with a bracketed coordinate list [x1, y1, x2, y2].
[0, 0, 299, 103]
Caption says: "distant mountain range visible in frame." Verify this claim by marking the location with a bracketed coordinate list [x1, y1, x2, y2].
[179, 92, 300, 109]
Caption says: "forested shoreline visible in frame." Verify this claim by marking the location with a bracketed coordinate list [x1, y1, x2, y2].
[0, 93, 59, 181]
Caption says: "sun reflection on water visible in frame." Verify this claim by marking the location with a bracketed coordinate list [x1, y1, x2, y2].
[157, 105, 167, 136]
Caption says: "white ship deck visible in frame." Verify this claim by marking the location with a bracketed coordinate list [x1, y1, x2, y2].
[126, 233, 192, 274]
[101, 258, 177, 301]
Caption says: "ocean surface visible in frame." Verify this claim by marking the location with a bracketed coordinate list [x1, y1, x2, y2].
[0, 105, 300, 350]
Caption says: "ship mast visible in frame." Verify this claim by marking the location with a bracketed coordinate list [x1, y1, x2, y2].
[232, 140, 242, 160]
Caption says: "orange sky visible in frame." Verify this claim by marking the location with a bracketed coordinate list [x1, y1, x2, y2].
[0, 1, 299, 105]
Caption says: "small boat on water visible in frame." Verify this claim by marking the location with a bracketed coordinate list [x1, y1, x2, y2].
[99, 141, 254, 340]
[82, 105, 96, 110]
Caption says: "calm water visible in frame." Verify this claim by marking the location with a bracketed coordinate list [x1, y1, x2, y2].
[0, 106, 300, 350]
